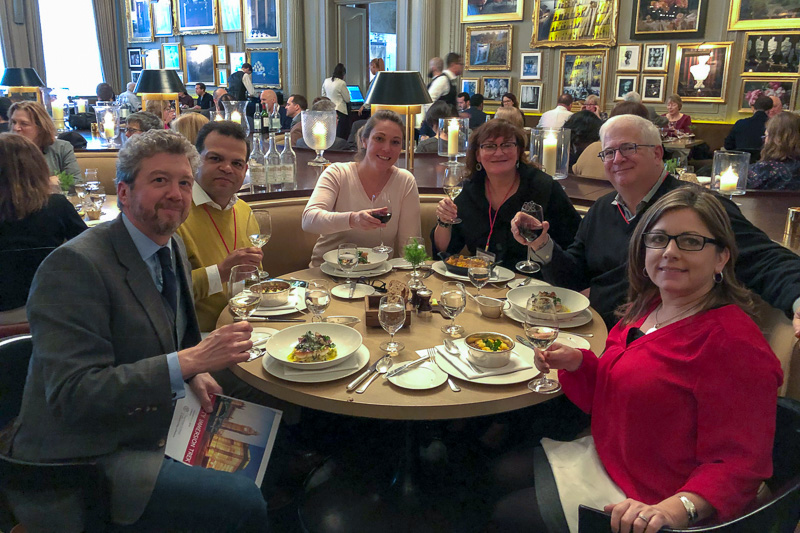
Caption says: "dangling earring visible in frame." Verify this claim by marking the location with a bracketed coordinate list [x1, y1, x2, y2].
[643, 267, 649, 278]
[516, 160, 520, 168]
[714, 271, 723, 283]
[476, 162, 482, 171]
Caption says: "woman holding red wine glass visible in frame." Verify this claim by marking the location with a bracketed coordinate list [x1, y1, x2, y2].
[302, 110, 421, 266]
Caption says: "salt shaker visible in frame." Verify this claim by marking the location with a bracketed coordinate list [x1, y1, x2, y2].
[416, 288, 432, 317]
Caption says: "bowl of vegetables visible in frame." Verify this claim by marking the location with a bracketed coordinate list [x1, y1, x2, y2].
[464, 332, 515, 368]
[255, 279, 291, 307]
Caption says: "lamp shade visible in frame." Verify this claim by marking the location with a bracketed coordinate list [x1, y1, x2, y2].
[364, 71, 432, 106]
[0, 67, 45, 87]
[133, 69, 185, 94]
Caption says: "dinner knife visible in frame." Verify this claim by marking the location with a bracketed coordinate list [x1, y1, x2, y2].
[347, 359, 379, 391]
[245, 317, 306, 323]
[348, 280, 356, 299]
[385, 355, 430, 378]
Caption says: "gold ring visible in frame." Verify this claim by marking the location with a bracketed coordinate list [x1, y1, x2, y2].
[638, 513, 650, 523]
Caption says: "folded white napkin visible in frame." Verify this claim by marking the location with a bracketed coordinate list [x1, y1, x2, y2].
[256, 292, 302, 313]
[280, 350, 363, 377]
[432, 340, 532, 380]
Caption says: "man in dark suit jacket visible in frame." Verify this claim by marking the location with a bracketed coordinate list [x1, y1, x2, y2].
[7, 130, 268, 531]
[466, 93, 488, 129]
[724, 94, 773, 154]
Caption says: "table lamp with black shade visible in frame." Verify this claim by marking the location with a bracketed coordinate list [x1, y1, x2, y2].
[133, 69, 185, 120]
[363, 71, 432, 171]
[0, 67, 46, 104]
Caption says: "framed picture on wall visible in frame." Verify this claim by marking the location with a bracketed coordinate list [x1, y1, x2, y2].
[244, 0, 280, 43]
[162, 43, 181, 70]
[216, 45, 228, 64]
[218, 69, 229, 87]
[643, 43, 670, 72]
[461, 78, 480, 96]
[177, 0, 217, 34]
[558, 49, 609, 103]
[125, 0, 153, 43]
[144, 49, 161, 70]
[519, 82, 543, 112]
[481, 76, 512, 102]
[520, 52, 542, 80]
[632, 0, 707, 39]
[532, 0, 618, 48]
[641, 75, 667, 103]
[616, 44, 641, 72]
[152, 0, 174, 37]
[673, 42, 733, 103]
[614, 75, 638, 100]
[728, 0, 800, 31]
[128, 48, 143, 69]
[247, 48, 282, 88]
[739, 79, 797, 113]
[460, 0, 524, 23]
[465, 25, 513, 71]
[741, 32, 800, 77]
[219, 0, 243, 32]
[131, 70, 142, 84]
[230, 52, 246, 72]
[183, 44, 216, 85]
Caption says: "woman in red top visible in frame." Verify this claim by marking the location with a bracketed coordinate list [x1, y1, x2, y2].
[495, 188, 782, 532]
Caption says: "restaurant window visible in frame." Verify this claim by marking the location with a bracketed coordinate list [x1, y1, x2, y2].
[0, 43, 5, 73]
[368, 1, 396, 77]
[38, 0, 103, 95]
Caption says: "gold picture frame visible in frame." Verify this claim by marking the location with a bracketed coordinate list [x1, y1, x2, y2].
[616, 44, 641, 73]
[673, 42, 733, 103]
[741, 32, 800, 78]
[460, 0, 524, 23]
[465, 25, 513, 71]
[177, 0, 218, 35]
[519, 82, 543, 113]
[739, 78, 797, 113]
[216, 45, 228, 64]
[152, 0, 175, 37]
[126, 0, 153, 43]
[642, 43, 670, 73]
[641, 75, 667, 103]
[182, 44, 217, 85]
[531, 0, 618, 48]
[461, 77, 481, 96]
[728, 0, 800, 31]
[614, 74, 638, 101]
[219, 0, 243, 32]
[557, 49, 609, 105]
[481, 76, 512, 103]
[246, 48, 283, 88]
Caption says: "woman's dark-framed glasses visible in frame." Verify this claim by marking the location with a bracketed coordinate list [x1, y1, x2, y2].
[642, 232, 722, 251]
[480, 141, 518, 153]
[598, 143, 657, 161]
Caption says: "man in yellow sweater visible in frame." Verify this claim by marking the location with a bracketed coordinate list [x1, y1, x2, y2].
[176, 120, 263, 332]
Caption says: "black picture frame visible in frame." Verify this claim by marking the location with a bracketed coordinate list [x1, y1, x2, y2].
[128, 47, 143, 69]
[631, 0, 707, 40]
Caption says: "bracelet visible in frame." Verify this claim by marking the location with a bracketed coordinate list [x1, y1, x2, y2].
[679, 496, 698, 524]
[436, 217, 452, 229]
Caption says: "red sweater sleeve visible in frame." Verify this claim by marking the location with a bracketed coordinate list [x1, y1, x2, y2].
[559, 349, 599, 414]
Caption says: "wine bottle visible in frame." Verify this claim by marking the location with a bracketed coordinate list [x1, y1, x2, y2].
[253, 103, 262, 134]
[279, 135, 297, 191]
[249, 134, 267, 194]
[265, 132, 282, 192]
[270, 103, 281, 132]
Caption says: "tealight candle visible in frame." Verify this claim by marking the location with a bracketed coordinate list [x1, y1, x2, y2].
[447, 119, 459, 156]
[312, 121, 327, 149]
[77, 99, 87, 113]
[52, 105, 64, 122]
[230, 111, 242, 124]
[103, 111, 115, 140]
[542, 131, 558, 175]
[718, 165, 738, 192]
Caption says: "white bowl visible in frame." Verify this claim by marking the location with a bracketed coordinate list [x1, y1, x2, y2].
[255, 280, 291, 307]
[506, 285, 590, 320]
[322, 247, 389, 272]
[266, 323, 363, 370]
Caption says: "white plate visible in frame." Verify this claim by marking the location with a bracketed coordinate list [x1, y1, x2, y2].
[506, 278, 550, 289]
[320, 261, 393, 279]
[263, 344, 370, 383]
[431, 261, 515, 283]
[387, 360, 448, 390]
[556, 332, 591, 350]
[331, 283, 375, 299]
[265, 323, 363, 370]
[322, 248, 389, 272]
[388, 258, 413, 269]
[503, 304, 593, 329]
[506, 284, 590, 320]
[254, 287, 307, 316]
[247, 327, 278, 361]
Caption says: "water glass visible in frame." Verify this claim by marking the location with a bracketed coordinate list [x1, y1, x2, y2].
[379, 294, 406, 353]
[440, 281, 466, 337]
[304, 279, 331, 322]
[468, 266, 491, 296]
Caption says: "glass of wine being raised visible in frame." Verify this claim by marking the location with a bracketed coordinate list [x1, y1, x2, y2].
[304, 279, 331, 322]
[371, 195, 393, 254]
[247, 210, 272, 280]
[515, 201, 543, 275]
[228, 264, 263, 359]
[442, 162, 464, 224]
[525, 295, 561, 394]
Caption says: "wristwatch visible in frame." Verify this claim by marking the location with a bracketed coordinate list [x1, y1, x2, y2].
[679, 496, 698, 525]
[436, 217, 452, 229]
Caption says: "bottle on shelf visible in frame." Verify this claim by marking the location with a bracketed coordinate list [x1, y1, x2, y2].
[269, 103, 281, 132]
[253, 103, 262, 134]
[279, 134, 297, 191]
[260, 104, 269, 135]
[249, 133, 267, 194]
[265, 131, 282, 192]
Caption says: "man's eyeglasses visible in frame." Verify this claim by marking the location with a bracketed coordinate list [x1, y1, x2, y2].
[125, 127, 142, 136]
[479, 141, 518, 153]
[642, 232, 722, 251]
[598, 142, 657, 161]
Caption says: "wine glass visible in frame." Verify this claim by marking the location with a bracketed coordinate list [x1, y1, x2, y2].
[516, 201, 543, 275]
[304, 279, 331, 322]
[337, 242, 359, 295]
[440, 281, 467, 337]
[525, 295, 561, 394]
[468, 265, 491, 296]
[371, 195, 393, 254]
[379, 294, 406, 353]
[228, 265, 263, 359]
[247, 210, 272, 280]
[442, 163, 464, 224]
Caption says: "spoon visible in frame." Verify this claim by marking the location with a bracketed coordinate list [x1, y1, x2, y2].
[443, 338, 484, 374]
[356, 355, 393, 393]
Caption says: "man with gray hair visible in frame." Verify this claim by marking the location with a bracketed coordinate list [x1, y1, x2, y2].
[623, 90, 658, 121]
[296, 98, 353, 150]
[511, 114, 800, 333]
[7, 128, 268, 531]
[119, 81, 141, 111]
[124, 111, 163, 137]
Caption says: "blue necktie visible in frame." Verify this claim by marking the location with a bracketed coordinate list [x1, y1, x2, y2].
[156, 246, 177, 316]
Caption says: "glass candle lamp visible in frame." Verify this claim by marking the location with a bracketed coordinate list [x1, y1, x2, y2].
[94, 104, 121, 148]
[301, 110, 337, 166]
[530, 127, 571, 180]
[712, 150, 749, 196]
[437, 117, 468, 162]
[222, 100, 250, 137]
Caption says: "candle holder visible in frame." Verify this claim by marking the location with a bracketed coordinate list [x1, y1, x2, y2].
[75, 98, 88, 114]
[530, 127, 571, 181]
[94, 104, 121, 148]
[783, 207, 800, 253]
[50, 99, 71, 133]
[301, 110, 337, 166]
[437, 117, 468, 163]
[712, 150, 749, 198]
[222, 100, 250, 137]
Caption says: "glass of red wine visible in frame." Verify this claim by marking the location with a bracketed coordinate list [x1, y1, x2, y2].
[516, 201, 543, 274]
[371, 195, 393, 254]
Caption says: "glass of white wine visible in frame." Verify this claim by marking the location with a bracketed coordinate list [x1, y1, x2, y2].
[440, 281, 467, 337]
[228, 265, 263, 359]
[442, 163, 464, 224]
[247, 210, 272, 280]
[379, 294, 406, 353]
[525, 295, 561, 394]
[304, 279, 331, 322]
[468, 265, 491, 296]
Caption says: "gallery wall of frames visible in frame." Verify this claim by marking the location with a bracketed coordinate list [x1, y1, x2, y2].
[457, 0, 800, 123]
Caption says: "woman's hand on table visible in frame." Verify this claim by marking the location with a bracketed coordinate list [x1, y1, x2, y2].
[534, 342, 582, 373]
[217, 246, 264, 281]
[436, 197, 458, 225]
[511, 212, 549, 250]
[349, 209, 384, 230]
[188, 372, 223, 413]
[605, 498, 684, 533]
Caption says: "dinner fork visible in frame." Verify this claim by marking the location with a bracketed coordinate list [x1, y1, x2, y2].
[428, 348, 460, 392]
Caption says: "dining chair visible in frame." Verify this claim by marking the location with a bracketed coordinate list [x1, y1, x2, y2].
[0, 334, 110, 532]
[577, 397, 800, 533]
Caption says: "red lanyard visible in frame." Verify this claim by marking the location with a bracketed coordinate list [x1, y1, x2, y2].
[202, 204, 237, 254]
[484, 178, 517, 251]
[616, 202, 630, 225]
